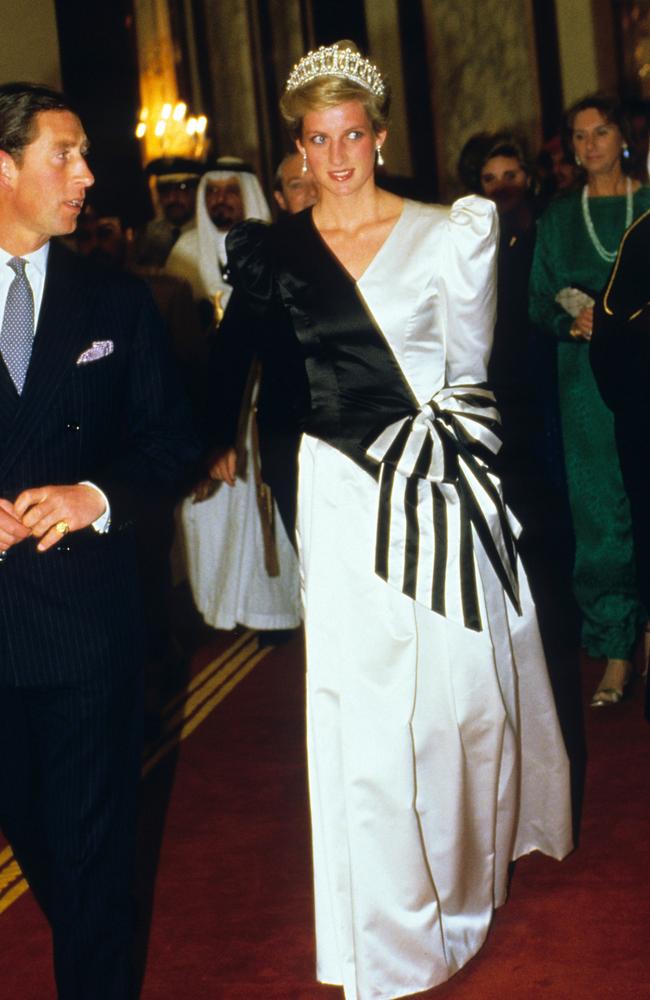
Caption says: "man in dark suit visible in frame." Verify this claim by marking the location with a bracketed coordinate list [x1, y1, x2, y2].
[591, 208, 650, 720]
[0, 83, 198, 997]
[132, 156, 200, 267]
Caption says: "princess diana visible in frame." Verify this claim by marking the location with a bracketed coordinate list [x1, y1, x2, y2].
[212, 41, 573, 1000]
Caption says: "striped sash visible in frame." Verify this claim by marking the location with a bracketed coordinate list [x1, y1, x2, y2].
[365, 384, 521, 631]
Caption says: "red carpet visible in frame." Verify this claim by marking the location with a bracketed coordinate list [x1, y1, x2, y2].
[1, 630, 649, 999]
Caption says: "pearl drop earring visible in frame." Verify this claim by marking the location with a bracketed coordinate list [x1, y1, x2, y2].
[376, 145, 384, 167]
[302, 151, 308, 175]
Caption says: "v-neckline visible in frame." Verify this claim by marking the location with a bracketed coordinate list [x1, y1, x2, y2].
[308, 199, 409, 286]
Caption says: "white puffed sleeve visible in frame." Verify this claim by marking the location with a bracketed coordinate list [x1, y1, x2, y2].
[439, 194, 499, 387]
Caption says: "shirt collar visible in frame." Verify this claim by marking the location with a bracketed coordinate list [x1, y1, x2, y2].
[0, 240, 50, 280]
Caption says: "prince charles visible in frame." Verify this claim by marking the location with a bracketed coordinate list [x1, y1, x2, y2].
[0, 83, 198, 998]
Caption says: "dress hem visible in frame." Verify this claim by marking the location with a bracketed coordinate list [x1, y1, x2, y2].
[199, 612, 302, 631]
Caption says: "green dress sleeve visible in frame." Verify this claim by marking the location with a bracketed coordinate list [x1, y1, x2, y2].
[529, 204, 575, 343]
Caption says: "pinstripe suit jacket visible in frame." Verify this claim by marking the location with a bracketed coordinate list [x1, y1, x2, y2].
[0, 241, 199, 685]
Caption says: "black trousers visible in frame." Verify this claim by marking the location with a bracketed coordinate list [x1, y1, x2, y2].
[0, 669, 143, 999]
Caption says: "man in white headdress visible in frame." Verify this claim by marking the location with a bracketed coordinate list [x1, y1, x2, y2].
[166, 159, 271, 311]
[175, 158, 301, 638]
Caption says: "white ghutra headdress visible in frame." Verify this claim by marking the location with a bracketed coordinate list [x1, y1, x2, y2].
[285, 44, 385, 98]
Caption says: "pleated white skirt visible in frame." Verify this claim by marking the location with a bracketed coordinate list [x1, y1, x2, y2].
[298, 435, 572, 1000]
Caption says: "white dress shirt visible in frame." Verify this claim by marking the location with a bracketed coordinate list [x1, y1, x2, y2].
[0, 241, 110, 532]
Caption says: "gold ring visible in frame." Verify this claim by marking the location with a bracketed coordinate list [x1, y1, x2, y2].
[55, 520, 70, 536]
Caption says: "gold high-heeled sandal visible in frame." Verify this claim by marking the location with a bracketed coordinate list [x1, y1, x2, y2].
[590, 658, 632, 708]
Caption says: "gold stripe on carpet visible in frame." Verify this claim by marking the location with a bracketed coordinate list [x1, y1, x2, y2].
[142, 633, 271, 775]
[0, 856, 29, 916]
[0, 629, 271, 918]
[0, 878, 29, 915]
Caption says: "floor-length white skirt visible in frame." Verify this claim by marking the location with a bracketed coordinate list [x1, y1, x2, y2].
[180, 411, 301, 632]
[298, 434, 572, 1000]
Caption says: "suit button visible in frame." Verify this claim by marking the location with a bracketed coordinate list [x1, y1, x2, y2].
[65, 422, 80, 432]
[0, 550, 7, 563]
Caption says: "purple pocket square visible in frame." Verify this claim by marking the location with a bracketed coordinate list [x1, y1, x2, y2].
[76, 340, 114, 365]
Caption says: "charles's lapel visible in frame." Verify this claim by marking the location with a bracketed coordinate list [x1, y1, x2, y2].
[0, 241, 96, 481]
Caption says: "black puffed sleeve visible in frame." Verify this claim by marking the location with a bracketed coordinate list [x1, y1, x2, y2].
[225, 219, 275, 312]
[208, 219, 309, 452]
[203, 221, 273, 448]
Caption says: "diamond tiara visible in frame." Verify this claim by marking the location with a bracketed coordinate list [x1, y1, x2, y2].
[285, 44, 385, 98]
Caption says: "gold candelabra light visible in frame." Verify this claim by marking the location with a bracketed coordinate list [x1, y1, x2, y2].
[135, 102, 208, 159]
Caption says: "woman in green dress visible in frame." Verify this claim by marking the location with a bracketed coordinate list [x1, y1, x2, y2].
[530, 94, 649, 706]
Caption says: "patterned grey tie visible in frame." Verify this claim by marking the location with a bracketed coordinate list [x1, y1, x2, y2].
[0, 257, 35, 393]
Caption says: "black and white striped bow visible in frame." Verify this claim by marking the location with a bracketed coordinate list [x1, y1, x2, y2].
[365, 384, 520, 632]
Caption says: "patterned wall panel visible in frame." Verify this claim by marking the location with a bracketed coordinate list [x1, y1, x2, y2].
[422, 0, 542, 200]
[197, 0, 260, 164]
[196, 0, 306, 189]
[0, 0, 61, 87]
[364, 0, 413, 178]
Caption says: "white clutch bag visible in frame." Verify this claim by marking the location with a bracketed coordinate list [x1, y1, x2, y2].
[555, 286, 595, 318]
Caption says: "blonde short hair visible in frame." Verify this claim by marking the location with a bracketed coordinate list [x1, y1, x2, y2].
[280, 41, 390, 140]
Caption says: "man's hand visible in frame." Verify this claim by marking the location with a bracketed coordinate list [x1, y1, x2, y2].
[15, 484, 107, 552]
[208, 448, 237, 487]
[0, 498, 31, 552]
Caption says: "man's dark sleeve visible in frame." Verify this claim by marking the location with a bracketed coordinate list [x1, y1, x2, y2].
[92, 283, 202, 524]
[591, 215, 650, 413]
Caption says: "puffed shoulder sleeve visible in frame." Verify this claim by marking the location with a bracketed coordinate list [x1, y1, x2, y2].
[440, 194, 498, 385]
[225, 218, 275, 308]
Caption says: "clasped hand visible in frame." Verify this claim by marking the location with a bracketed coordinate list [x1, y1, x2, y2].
[571, 305, 594, 341]
[0, 484, 106, 553]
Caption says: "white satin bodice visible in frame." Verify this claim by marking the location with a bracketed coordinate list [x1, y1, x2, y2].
[357, 195, 498, 406]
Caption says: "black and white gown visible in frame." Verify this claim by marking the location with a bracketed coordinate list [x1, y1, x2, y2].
[223, 195, 572, 1000]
